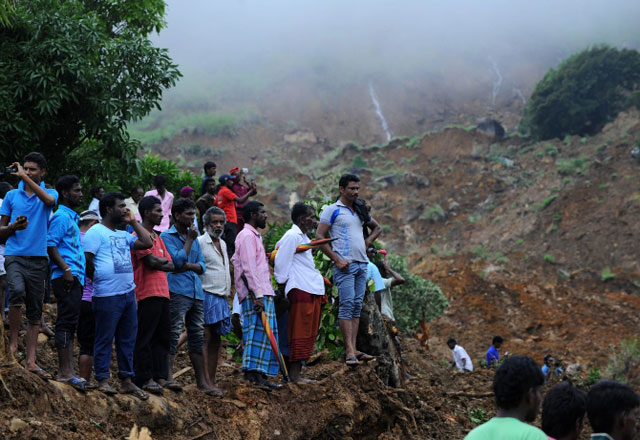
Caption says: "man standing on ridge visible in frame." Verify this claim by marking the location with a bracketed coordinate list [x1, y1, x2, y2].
[232, 201, 281, 390]
[0, 152, 58, 379]
[317, 174, 381, 366]
[47, 175, 87, 390]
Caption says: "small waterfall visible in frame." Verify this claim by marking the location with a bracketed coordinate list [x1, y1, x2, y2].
[513, 85, 526, 105]
[369, 82, 392, 142]
[489, 57, 503, 108]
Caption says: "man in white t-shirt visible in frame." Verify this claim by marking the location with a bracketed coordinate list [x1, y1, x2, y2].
[447, 338, 473, 371]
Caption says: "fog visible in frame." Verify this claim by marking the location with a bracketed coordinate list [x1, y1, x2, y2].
[150, 0, 640, 132]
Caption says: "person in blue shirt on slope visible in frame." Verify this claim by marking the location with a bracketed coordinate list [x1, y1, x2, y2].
[486, 335, 503, 366]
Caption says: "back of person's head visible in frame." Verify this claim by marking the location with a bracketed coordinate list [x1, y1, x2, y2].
[0, 181, 14, 199]
[171, 197, 195, 218]
[374, 260, 388, 278]
[154, 175, 166, 188]
[55, 175, 80, 196]
[131, 185, 143, 196]
[338, 174, 360, 189]
[99, 191, 125, 217]
[23, 151, 47, 170]
[447, 338, 457, 346]
[544, 354, 553, 366]
[138, 196, 161, 221]
[79, 210, 100, 227]
[494, 355, 544, 410]
[587, 380, 640, 434]
[542, 381, 586, 439]
[243, 200, 264, 222]
[493, 336, 504, 346]
[91, 185, 103, 198]
[204, 161, 216, 171]
[291, 202, 311, 224]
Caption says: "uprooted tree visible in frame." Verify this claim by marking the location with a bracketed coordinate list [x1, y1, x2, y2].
[520, 45, 640, 141]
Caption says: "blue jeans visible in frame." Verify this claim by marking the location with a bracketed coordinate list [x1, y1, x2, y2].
[169, 293, 204, 355]
[334, 262, 368, 320]
[92, 290, 138, 381]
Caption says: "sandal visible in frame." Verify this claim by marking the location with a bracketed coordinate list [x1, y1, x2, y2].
[28, 367, 53, 380]
[142, 381, 163, 395]
[121, 387, 149, 401]
[345, 357, 360, 367]
[59, 376, 89, 392]
[356, 352, 375, 362]
[204, 387, 224, 397]
[161, 381, 183, 392]
[97, 382, 118, 395]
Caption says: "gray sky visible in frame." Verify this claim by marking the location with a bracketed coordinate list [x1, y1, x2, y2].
[153, 0, 640, 108]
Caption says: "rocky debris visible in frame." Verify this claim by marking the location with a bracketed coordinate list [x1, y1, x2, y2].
[283, 130, 317, 144]
[476, 119, 505, 140]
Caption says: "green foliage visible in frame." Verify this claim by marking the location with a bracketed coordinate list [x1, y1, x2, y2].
[133, 153, 200, 194]
[544, 144, 558, 157]
[420, 204, 445, 222]
[521, 45, 640, 140]
[544, 254, 556, 264]
[469, 408, 489, 426]
[0, 0, 180, 180]
[389, 254, 448, 333]
[350, 155, 369, 170]
[556, 157, 589, 176]
[586, 367, 601, 386]
[605, 338, 640, 384]
[601, 267, 615, 282]
[536, 195, 557, 211]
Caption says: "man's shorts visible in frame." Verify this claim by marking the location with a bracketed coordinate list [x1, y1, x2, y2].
[333, 261, 368, 320]
[5, 255, 47, 324]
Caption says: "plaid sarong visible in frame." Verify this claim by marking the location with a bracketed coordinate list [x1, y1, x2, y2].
[241, 296, 280, 376]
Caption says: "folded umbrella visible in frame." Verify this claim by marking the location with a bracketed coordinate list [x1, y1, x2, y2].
[268, 237, 337, 264]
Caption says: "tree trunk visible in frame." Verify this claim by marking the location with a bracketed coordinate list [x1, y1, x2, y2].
[356, 293, 401, 387]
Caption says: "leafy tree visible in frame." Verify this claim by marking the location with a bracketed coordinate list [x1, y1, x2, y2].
[0, 0, 180, 182]
[520, 45, 640, 140]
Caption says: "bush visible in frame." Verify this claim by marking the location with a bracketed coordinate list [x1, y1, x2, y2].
[605, 338, 640, 384]
[520, 45, 640, 140]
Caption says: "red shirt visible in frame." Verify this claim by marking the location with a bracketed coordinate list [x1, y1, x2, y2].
[132, 231, 172, 301]
[216, 186, 238, 224]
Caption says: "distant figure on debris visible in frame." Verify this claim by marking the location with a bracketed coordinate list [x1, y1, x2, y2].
[196, 177, 217, 231]
[83, 192, 153, 399]
[541, 381, 586, 440]
[132, 196, 175, 395]
[486, 335, 503, 367]
[0, 152, 57, 379]
[88, 185, 104, 220]
[201, 161, 217, 196]
[230, 167, 257, 232]
[216, 174, 256, 258]
[317, 174, 381, 366]
[542, 354, 563, 382]
[161, 198, 218, 396]
[464, 356, 546, 439]
[77, 210, 100, 386]
[144, 175, 173, 232]
[232, 201, 282, 390]
[198, 207, 232, 397]
[587, 380, 639, 440]
[274, 202, 325, 383]
[447, 338, 473, 372]
[124, 185, 144, 221]
[47, 175, 87, 390]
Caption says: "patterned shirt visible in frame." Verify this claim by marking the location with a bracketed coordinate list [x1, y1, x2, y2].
[198, 232, 231, 297]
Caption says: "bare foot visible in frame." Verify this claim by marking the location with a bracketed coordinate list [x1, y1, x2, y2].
[198, 384, 223, 397]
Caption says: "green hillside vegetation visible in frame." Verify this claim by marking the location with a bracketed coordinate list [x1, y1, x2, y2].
[520, 45, 640, 140]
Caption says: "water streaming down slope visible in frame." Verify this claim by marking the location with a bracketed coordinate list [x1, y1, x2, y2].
[513, 85, 526, 105]
[489, 57, 503, 108]
[369, 82, 392, 142]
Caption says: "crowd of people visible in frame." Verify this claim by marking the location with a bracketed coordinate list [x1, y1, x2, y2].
[0, 152, 407, 399]
[1, 151, 638, 440]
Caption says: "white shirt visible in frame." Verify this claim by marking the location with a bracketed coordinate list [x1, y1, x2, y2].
[88, 197, 101, 220]
[197, 233, 231, 297]
[452, 345, 473, 371]
[380, 278, 394, 321]
[273, 224, 325, 296]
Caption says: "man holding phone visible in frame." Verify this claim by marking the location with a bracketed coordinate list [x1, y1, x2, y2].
[0, 152, 57, 379]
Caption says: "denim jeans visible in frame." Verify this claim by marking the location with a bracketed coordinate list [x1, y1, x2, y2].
[92, 290, 138, 381]
[169, 293, 204, 355]
[333, 262, 368, 320]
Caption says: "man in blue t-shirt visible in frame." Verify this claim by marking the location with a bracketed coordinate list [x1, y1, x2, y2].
[84, 192, 152, 398]
[0, 152, 57, 379]
[47, 175, 87, 390]
[486, 335, 503, 366]
[317, 174, 381, 366]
